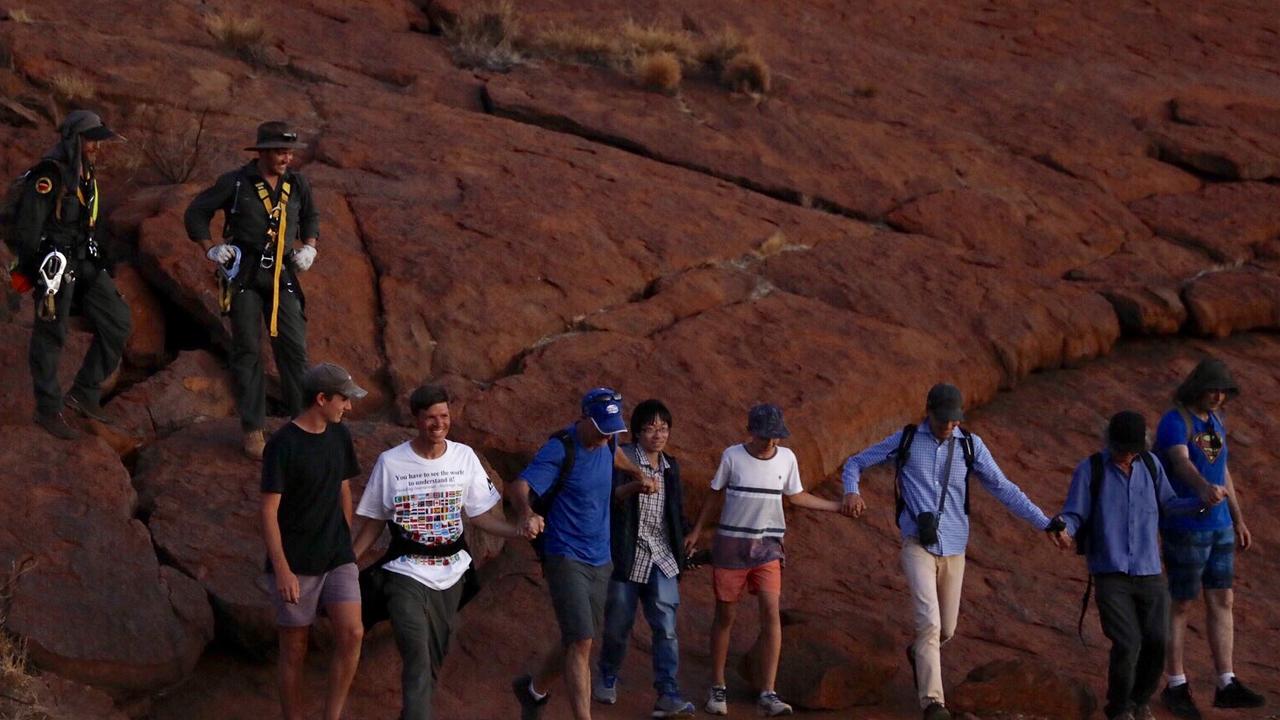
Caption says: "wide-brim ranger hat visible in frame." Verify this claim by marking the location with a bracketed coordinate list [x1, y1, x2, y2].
[244, 120, 307, 151]
[582, 387, 627, 435]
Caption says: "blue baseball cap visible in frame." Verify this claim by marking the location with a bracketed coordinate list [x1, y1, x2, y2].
[747, 403, 790, 439]
[582, 387, 627, 435]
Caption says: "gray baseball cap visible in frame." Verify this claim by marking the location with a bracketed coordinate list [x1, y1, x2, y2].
[302, 362, 367, 400]
[926, 383, 964, 422]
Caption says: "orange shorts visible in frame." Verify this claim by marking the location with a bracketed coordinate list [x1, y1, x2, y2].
[712, 560, 782, 602]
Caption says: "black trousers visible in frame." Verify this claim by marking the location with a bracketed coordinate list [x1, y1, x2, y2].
[1094, 573, 1170, 719]
[227, 267, 306, 431]
[29, 261, 131, 415]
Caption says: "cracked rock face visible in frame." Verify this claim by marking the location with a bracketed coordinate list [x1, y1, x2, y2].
[0, 0, 1278, 717]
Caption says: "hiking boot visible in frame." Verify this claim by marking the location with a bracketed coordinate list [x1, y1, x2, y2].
[1161, 683, 1202, 720]
[243, 429, 266, 460]
[511, 674, 547, 720]
[704, 685, 728, 716]
[1214, 678, 1265, 708]
[64, 390, 112, 424]
[756, 691, 793, 716]
[1132, 704, 1154, 720]
[923, 702, 952, 720]
[35, 411, 80, 440]
[652, 693, 695, 718]
[592, 672, 617, 705]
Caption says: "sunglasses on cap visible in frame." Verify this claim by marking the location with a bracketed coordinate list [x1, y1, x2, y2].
[584, 390, 622, 405]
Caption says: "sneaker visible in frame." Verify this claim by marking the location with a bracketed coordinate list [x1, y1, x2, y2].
[923, 702, 952, 720]
[34, 411, 80, 440]
[512, 674, 548, 720]
[64, 390, 112, 424]
[1161, 683, 1202, 720]
[1214, 678, 1265, 709]
[243, 429, 266, 460]
[756, 691, 793, 717]
[704, 685, 727, 716]
[592, 673, 617, 705]
[652, 693, 695, 718]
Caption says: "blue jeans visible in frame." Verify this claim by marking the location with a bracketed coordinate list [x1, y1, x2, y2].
[598, 567, 681, 696]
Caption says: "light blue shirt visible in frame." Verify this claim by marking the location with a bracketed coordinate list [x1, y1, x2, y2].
[1059, 450, 1203, 576]
[842, 421, 1050, 556]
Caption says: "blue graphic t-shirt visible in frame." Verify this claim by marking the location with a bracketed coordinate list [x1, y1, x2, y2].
[1155, 409, 1231, 532]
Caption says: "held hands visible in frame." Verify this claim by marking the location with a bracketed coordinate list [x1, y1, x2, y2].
[1200, 484, 1228, 506]
[1044, 516, 1072, 551]
[291, 245, 317, 272]
[518, 512, 545, 540]
[841, 492, 866, 518]
[276, 568, 301, 604]
[205, 244, 235, 265]
[682, 529, 701, 559]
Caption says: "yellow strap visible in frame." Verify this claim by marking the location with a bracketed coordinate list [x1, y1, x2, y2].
[75, 177, 99, 228]
[268, 181, 291, 336]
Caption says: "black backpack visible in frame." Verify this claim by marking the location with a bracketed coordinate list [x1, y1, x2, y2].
[0, 160, 64, 258]
[891, 424, 975, 527]
[1074, 451, 1160, 642]
[528, 429, 616, 559]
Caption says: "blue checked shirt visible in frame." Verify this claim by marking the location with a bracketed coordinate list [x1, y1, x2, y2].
[1058, 450, 1203, 576]
[842, 421, 1051, 556]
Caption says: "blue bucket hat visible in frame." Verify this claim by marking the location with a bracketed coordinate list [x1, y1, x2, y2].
[582, 387, 626, 435]
[747, 403, 790, 439]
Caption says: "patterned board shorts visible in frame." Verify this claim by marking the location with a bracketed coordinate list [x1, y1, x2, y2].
[1163, 527, 1235, 600]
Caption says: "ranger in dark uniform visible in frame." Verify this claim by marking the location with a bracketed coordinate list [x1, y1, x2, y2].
[184, 121, 319, 460]
[13, 110, 131, 439]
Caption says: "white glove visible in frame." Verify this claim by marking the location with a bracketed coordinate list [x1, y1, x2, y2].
[291, 244, 317, 272]
[206, 244, 235, 265]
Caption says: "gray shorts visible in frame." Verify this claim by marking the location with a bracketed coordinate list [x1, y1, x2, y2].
[544, 555, 611, 645]
[268, 562, 361, 627]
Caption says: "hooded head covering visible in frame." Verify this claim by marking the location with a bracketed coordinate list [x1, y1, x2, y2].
[42, 110, 118, 190]
[1174, 357, 1240, 406]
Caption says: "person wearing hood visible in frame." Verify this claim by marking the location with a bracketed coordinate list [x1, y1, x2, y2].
[184, 121, 320, 460]
[12, 110, 131, 439]
[1156, 359, 1266, 718]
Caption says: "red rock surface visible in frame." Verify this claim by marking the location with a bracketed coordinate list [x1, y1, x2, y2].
[0, 428, 213, 693]
[0, 0, 1278, 716]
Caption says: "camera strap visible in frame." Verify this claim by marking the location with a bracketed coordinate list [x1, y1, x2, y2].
[935, 437, 956, 516]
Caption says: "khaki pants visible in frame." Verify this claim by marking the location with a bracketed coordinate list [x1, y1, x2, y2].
[901, 538, 966, 708]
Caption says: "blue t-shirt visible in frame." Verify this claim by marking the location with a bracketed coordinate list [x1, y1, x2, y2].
[1155, 409, 1231, 532]
[519, 424, 614, 566]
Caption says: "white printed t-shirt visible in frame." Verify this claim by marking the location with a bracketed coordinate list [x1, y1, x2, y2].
[710, 443, 804, 569]
[356, 440, 501, 591]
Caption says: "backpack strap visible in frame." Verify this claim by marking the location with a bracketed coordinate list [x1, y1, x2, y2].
[892, 424, 917, 529]
[959, 429, 976, 515]
[1175, 404, 1195, 446]
[1077, 451, 1105, 643]
[540, 430, 576, 512]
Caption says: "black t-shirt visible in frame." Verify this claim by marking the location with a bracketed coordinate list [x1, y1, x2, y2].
[261, 421, 361, 575]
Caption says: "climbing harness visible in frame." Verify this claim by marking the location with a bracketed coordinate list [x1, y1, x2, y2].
[253, 179, 291, 337]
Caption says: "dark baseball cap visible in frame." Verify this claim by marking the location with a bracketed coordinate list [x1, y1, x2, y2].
[582, 387, 626, 435]
[926, 383, 964, 422]
[1107, 411, 1148, 454]
[747, 403, 790, 439]
[302, 362, 367, 400]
